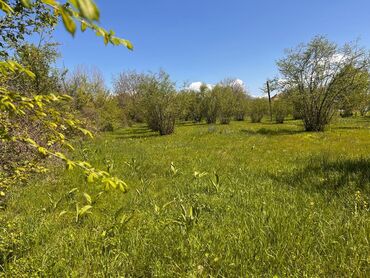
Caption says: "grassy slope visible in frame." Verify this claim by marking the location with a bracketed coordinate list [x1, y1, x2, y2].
[1, 117, 370, 277]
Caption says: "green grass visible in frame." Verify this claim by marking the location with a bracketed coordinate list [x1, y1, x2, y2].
[1, 117, 370, 277]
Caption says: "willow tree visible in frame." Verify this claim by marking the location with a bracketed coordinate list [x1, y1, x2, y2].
[277, 36, 370, 131]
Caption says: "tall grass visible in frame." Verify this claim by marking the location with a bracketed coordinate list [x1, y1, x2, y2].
[1, 117, 369, 276]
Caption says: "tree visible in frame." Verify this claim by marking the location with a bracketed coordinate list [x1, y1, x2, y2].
[9, 42, 62, 95]
[63, 67, 124, 131]
[113, 70, 149, 123]
[277, 36, 370, 131]
[212, 85, 236, 124]
[273, 95, 291, 124]
[138, 71, 178, 135]
[203, 86, 218, 124]
[219, 78, 250, 121]
[249, 98, 268, 123]
[337, 67, 369, 117]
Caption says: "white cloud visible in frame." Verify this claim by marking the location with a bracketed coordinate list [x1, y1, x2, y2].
[233, 79, 245, 88]
[188, 79, 246, 92]
[188, 81, 213, 92]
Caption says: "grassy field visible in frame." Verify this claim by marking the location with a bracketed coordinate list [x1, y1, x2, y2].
[1, 117, 370, 277]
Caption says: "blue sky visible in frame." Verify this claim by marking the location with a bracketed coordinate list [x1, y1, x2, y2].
[50, 0, 370, 96]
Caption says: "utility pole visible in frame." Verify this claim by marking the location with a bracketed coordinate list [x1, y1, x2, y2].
[266, 80, 273, 121]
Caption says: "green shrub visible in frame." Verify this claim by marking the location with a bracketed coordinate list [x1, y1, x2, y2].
[273, 98, 290, 124]
[139, 71, 177, 135]
[203, 90, 219, 124]
[249, 98, 268, 123]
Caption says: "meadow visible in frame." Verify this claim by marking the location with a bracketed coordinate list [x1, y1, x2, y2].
[1, 117, 369, 277]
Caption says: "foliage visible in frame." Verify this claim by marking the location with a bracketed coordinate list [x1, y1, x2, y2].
[176, 89, 206, 123]
[212, 85, 236, 124]
[0, 0, 132, 200]
[249, 97, 268, 123]
[220, 78, 250, 121]
[273, 96, 291, 124]
[203, 87, 218, 124]
[138, 71, 178, 135]
[113, 70, 149, 124]
[338, 67, 369, 117]
[277, 36, 370, 131]
[0, 0, 57, 58]
[63, 67, 124, 131]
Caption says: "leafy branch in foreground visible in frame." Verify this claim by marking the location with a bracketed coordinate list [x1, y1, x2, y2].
[0, 0, 133, 49]
[0, 0, 132, 201]
[1, 62, 127, 197]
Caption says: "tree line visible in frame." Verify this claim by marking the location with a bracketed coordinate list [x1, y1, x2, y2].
[10, 37, 369, 138]
[41, 37, 370, 136]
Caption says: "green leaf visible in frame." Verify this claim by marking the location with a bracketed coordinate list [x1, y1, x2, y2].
[111, 38, 134, 50]
[0, 0, 14, 13]
[80, 21, 87, 32]
[76, 0, 99, 21]
[20, 0, 31, 8]
[37, 147, 48, 156]
[120, 39, 134, 50]
[61, 7, 76, 36]
[78, 205, 93, 216]
[86, 172, 98, 183]
[66, 160, 75, 170]
[25, 138, 37, 147]
[83, 193, 92, 204]
[67, 188, 78, 195]
[78, 127, 93, 138]
[42, 0, 56, 5]
[104, 34, 109, 45]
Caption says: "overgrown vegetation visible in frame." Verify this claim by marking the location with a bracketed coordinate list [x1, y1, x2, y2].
[1, 118, 369, 276]
[0, 0, 370, 276]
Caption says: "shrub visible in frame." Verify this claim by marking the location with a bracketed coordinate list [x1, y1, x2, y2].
[249, 98, 268, 123]
[213, 85, 236, 124]
[139, 71, 177, 135]
[273, 98, 290, 124]
[203, 89, 219, 124]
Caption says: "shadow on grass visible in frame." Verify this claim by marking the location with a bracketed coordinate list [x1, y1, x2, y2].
[176, 121, 207, 127]
[109, 127, 159, 139]
[271, 156, 370, 193]
[241, 127, 304, 136]
[332, 126, 368, 131]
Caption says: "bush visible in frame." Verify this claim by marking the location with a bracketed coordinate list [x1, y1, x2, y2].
[213, 85, 236, 124]
[139, 71, 177, 135]
[203, 89, 218, 124]
[249, 98, 268, 123]
[273, 98, 290, 124]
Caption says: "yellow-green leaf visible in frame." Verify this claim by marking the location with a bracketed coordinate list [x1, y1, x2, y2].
[61, 8, 76, 36]
[78, 205, 93, 216]
[20, 0, 31, 8]
[76, 0, 99, 21]
[80, 21, 87, 32]
[83, 193, 92, 204]
[0, 0, 14, 13]
[42, 0, 57, 6]
[37, 147, 48, 156]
